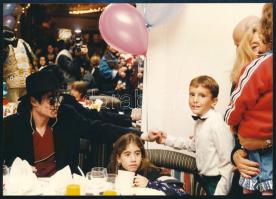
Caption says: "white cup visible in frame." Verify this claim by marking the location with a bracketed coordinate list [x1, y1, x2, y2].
[115, 170, 135, 191]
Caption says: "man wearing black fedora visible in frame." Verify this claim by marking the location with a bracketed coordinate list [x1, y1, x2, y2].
[3, 70, 156, 177]
[35, 64, 141, 127]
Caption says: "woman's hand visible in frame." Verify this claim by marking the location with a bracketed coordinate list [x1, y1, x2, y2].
[133, 175, 149, 188]
[233, 149, 260, 179]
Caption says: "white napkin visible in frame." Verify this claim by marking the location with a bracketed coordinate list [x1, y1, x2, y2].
[44, 165, 72, 195]
[5, 157, 39, 195]
[72, 173, 86, 195]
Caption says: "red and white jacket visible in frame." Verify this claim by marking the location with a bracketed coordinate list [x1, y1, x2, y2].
[225, 53, 272, 139]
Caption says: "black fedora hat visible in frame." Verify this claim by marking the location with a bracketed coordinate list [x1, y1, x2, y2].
[26, 71, 59, 96]
[39, 64, 65, 86]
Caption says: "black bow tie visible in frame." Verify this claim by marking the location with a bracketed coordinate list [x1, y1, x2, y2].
[192, 115, 207, 121]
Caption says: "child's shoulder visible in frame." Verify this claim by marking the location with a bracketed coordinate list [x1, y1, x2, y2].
[207, 109, 224, 121]
[206, 109, 227, 127]
[207, 110, 231, 134]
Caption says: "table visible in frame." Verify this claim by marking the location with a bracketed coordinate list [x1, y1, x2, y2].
[4, 177, 165, 196]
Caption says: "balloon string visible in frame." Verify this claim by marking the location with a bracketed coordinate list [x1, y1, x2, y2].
[144, 56, 149, 149]
[143, 5, 151, 29]
[143, 4, 146, 18]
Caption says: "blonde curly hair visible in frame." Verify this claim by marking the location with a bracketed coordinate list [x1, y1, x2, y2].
[231, 3, 273, 85]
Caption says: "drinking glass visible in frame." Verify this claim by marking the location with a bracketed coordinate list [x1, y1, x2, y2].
[90, 167, 107, 179]
[66, 184, 80, 196]
[85, 167, 107, 195]
[106, 173, 117, 189]
[102, 173, 118, 196]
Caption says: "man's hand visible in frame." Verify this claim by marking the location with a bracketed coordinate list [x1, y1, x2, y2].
[148, 129, 167, 144]
[131, 108, 141, 121]
[148, 129, 164, 142]
[233, 149, 260, 179]
[141, 129, 162, 142]
[156, 131, 167, 144]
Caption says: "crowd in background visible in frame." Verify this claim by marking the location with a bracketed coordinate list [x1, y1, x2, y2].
[3, 28, 145, 114]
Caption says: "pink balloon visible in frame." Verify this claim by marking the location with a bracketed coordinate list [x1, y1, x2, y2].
[99, 4, 148, 56]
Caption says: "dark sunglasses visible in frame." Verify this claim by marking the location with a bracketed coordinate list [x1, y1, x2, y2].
[47, 92, 63, 106]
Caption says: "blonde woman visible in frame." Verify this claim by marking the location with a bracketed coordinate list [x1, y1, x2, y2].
[226, 3, 273, 195]
[230, 24, 265, 93]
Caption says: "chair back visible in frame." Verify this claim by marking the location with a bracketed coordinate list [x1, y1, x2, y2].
[146, 149, 207, 196]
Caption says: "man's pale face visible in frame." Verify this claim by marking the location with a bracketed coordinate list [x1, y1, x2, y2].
[32, 92, 62, 118]
[189, 86, 217, 116]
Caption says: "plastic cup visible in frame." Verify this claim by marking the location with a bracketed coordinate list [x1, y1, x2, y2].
[102, 190, 118, 196]
[66, 184, 80, 196]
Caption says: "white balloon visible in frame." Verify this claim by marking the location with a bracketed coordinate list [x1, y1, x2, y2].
[136, 3, 183, 27]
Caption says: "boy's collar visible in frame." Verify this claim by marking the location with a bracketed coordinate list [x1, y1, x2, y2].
[192, 108, 214, 121]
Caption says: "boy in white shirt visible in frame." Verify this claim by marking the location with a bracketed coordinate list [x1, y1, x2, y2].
[150, 75, 234, 195]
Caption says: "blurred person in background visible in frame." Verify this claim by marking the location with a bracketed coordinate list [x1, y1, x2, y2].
[46, 43, 56, 64]
[3, 26, 38, 102]
[98, 45, 128, 95]
[70, 81, 89, 102]
[55, 29, 89, 89]
[38, 55, 49, 71]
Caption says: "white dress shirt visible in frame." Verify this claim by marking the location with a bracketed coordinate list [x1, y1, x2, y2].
[164, 109, 234, 195]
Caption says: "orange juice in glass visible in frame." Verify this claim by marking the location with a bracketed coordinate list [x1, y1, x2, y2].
[66, 184, 80, 196]
[103, 190, 118, 196]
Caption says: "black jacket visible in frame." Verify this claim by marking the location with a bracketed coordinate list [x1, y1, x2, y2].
[61, 94, 133, 127]
[3, 101, 142, 174]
